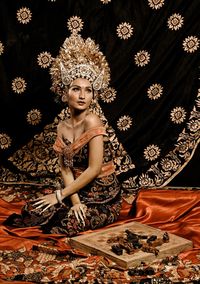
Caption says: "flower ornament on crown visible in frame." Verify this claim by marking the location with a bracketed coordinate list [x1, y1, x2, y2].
[49, 16, 111, 98]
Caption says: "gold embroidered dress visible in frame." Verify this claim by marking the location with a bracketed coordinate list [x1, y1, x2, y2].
[5, 126, 122, 236]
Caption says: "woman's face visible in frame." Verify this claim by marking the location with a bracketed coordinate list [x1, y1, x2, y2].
[67, 78, 93, 111]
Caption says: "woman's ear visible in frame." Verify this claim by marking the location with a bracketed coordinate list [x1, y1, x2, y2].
[62, 93, 68, 103]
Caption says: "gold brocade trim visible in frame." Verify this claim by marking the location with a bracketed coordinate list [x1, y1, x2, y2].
[160, 137, 200, 187]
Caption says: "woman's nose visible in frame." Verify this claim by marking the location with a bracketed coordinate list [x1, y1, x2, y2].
[79, 89, 85, 99]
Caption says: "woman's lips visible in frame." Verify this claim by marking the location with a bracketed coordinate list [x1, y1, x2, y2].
[77, 101, 85, 105]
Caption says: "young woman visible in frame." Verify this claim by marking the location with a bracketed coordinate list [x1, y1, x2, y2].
[4, 28, 123, 236]
[28, 77, 122, 235]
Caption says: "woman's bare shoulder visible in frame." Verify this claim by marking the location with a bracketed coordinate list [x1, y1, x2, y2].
[84, 113, 103, 130]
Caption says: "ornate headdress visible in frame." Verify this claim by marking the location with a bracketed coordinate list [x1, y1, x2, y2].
[50, 16, 110, 97]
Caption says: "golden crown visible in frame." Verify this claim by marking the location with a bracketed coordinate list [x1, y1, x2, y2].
[49, 17, 110, 96]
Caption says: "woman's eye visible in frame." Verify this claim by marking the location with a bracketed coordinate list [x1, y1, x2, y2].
[72, 87, 79, 92]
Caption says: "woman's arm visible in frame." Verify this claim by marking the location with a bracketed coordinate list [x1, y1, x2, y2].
[59, 157, 81, 205]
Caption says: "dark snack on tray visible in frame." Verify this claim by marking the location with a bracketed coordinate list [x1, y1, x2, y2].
[147, 235, 157, 243]
[163, 232, 169, 242]
[111, 244, 123, 255]
[107, 229, 170, 256]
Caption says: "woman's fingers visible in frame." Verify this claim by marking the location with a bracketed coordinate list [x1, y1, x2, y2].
[31, 198, 50, 211]
[74, 210, 80, 223]
[80, 206, 86, 219]
[32, 199, 45, 206]
[72, 204, 87, 226]
[40, 204, 52, 213]
[77, 210, 85, 226]
[33, 202, 46, 210]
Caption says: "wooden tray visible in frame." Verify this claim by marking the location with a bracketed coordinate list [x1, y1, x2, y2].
[69, 221, 193, 269]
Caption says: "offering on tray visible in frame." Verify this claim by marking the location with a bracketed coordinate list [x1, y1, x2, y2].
[69, 221, 193, 269]
[108, 229, 169, 256]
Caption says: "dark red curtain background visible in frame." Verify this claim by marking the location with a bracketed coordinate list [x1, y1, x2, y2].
[0, 0, 199, 189]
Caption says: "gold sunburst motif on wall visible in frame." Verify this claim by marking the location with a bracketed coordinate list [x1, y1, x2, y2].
[167, 13, 184, 31]
[117, 115, 133, 131]
[147, 83, 163, 100]
[116, 22, 133, 40]
[12, 77, 27, 94]
[148, 0, 165, 10]
[0, 41, 4, 55]
[170, 107, 187, 124]
[182, 36, 199, 53]
[16, 7, 32, 24]
[26, 109, 42, 125]
[0, 133, 12, 150]
[37, 52, 53, 68]
[100, 87, 117, 103]
[67, 16, 84, 34]
[134, 50, 150, 67]
[144, 144, 161, 161]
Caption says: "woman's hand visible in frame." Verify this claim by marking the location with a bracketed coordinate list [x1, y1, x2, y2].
[69, 203, 87, 226]
[31, 193, 58, 213]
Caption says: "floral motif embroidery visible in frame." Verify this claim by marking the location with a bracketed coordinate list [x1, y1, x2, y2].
[67, 16, 84, 34]
[175, 140, 191, 160]
[196, 89, 200, 108]
[187, 119, 200, 133]
[26, 109, 42, 125]
[182, 36, 199, 53]
[134, 50, 150, 67]
[37, 52, 53, 68]
[147, 83, 163, 100]
[117, 115, 133, 131]
[12, 77, 27, 94]
[170, 107, 187, 124]
[16, 7, 32, 24]
[148, 0, 165, 10]
[0, 133, 12, 149]
[167, 13, 184, 31]
[0, 41, 4, 55]
[116, 22, 133, 40]
[160, 158, 179, 171]
[139, 173, 154, 187]
[100, 87, 117, 103]
[144, 144, 161, 161]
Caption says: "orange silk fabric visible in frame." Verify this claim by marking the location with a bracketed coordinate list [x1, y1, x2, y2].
[0, 188, 199, 263]
[119, 188, 200, 263]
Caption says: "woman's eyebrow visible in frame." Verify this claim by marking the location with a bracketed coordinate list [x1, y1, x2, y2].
[70, 84, 92, 89]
